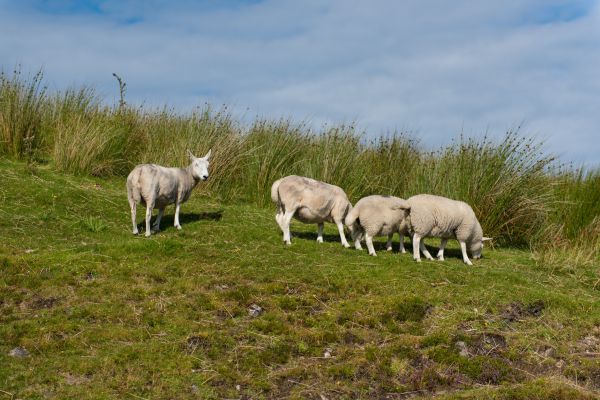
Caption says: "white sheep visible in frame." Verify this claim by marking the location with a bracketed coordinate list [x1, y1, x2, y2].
[344, 195, 411, 256]
[126, 149, 211, 236]
[404, 194, 491, 265]
[271, 175, 352, 247]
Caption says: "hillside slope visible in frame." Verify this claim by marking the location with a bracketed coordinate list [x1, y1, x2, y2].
[0, 160, 598, 399]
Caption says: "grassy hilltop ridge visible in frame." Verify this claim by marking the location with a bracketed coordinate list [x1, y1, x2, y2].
[0, 159, 599, 399]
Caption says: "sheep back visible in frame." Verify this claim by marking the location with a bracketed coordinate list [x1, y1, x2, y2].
[407, 194, 482, 243]
[351, 195, 410, 237]
[274, 175, 351, 223]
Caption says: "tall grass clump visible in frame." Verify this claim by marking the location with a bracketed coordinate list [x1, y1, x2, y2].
[0, 67, 47, 160]
[552, 168, 600, 241]
[302, 125, 371, 200]
[534, 168, 600, 268]
[358, 134, 420, 195]
[407, 133, 555, 245]
[53, 111, 135, 176]
[240, 119, 311, 205]
[134, 105, 245, 200]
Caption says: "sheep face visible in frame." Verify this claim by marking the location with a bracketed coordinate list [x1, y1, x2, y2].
[470, 236, 491, 259]
[470, 241, 483, 259]
[188, 149, 211, 181]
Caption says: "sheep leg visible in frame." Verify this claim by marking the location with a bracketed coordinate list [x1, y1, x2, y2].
[437, 238, 448, 260]
[354, 237, 363, 250]
[129, 199, 139, 235]
[336, 222, 351, 248]
[398, 233, 406, 253]
[365, 233, 376, 256]
[282, 210, 295, 245]
[420, 240, 435, 260]
[275, 204, 284, 230]
[412, 233, 421, 262]
[459, 241, 473, 265]
[145, 204, 154, 237]
[317, 223, 324, 243]
[386, 234, 393, 251]
[152, 207, 164, 232]
[174, 203, 182, 230]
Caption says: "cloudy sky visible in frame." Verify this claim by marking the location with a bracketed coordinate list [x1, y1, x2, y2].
[1, 0, 599, 165]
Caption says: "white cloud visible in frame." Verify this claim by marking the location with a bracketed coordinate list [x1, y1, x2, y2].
[1, 0, 599, 164]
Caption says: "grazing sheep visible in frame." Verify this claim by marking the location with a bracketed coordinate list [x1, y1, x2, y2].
[405, 194, 491, 265]
[126, 149, 211, 236]
[344, 195, 411, 256]
[271, 175, 352, 247]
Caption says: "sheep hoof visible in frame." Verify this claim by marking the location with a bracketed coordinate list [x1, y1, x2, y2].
[437, 256, 444, 261]
[355, 245, 363, 250]
[316, 237, 323, 243]
[342, 243, 351, 248]
[145, 231, 151, 237]
[386, 247, 392, 252]
[400, 249, 406, 254]
[132, 230, 139, 235]
[414, 258, 421, 263]
[369, 252, 377, 257]
[465, 260, 473, 266]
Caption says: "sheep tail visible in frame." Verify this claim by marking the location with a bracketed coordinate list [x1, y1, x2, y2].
[270, 178, 282, 204]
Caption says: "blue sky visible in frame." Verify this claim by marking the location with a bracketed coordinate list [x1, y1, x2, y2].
[1, 0, 599, 165]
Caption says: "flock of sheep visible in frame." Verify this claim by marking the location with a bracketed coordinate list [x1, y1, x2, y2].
[126, 151, 491, 265]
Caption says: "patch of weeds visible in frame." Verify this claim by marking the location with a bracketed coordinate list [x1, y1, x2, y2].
[384, 297, 432, 323]
[421, 332, 450, 348]
[80, 216, 108, 232]
[183, 292, 215, 313]
[564, 358, 600, 389]
[411, 365, 458, 392]
[336, 307, 356, 326]
[224, 286, 257, 304]
[327, 364, 356, 380]
[277, 295, 314, 311]
[251, 312, 289, 335]
[341, 329, 364, 345]
[259, 340, 293, 365]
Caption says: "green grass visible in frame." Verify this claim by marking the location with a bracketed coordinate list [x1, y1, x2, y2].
[1, 159, 599, 399]
[2, 67, 600, 258]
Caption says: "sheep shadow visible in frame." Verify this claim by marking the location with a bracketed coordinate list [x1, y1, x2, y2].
[291, 231, 341, 243]
[136, 210, 223, 233]
[290, 232, 413, 252]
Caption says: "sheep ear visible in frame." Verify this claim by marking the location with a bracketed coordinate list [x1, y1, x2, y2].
[187, 149, 196, 161]
[203, 149, 212, 160]
[482, 237, 493, 242]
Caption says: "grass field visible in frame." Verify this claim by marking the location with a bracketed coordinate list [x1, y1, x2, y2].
[1, 159, 599, 399]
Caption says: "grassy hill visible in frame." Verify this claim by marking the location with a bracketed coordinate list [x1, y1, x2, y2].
[1, 159, 599, 399]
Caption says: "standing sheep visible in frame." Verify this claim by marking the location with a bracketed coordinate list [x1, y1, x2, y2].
[405, 194, 491, 265]
[344, 195, 411, 256]
[271, 175, 352, 247]
[126, 149, 211, 236]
